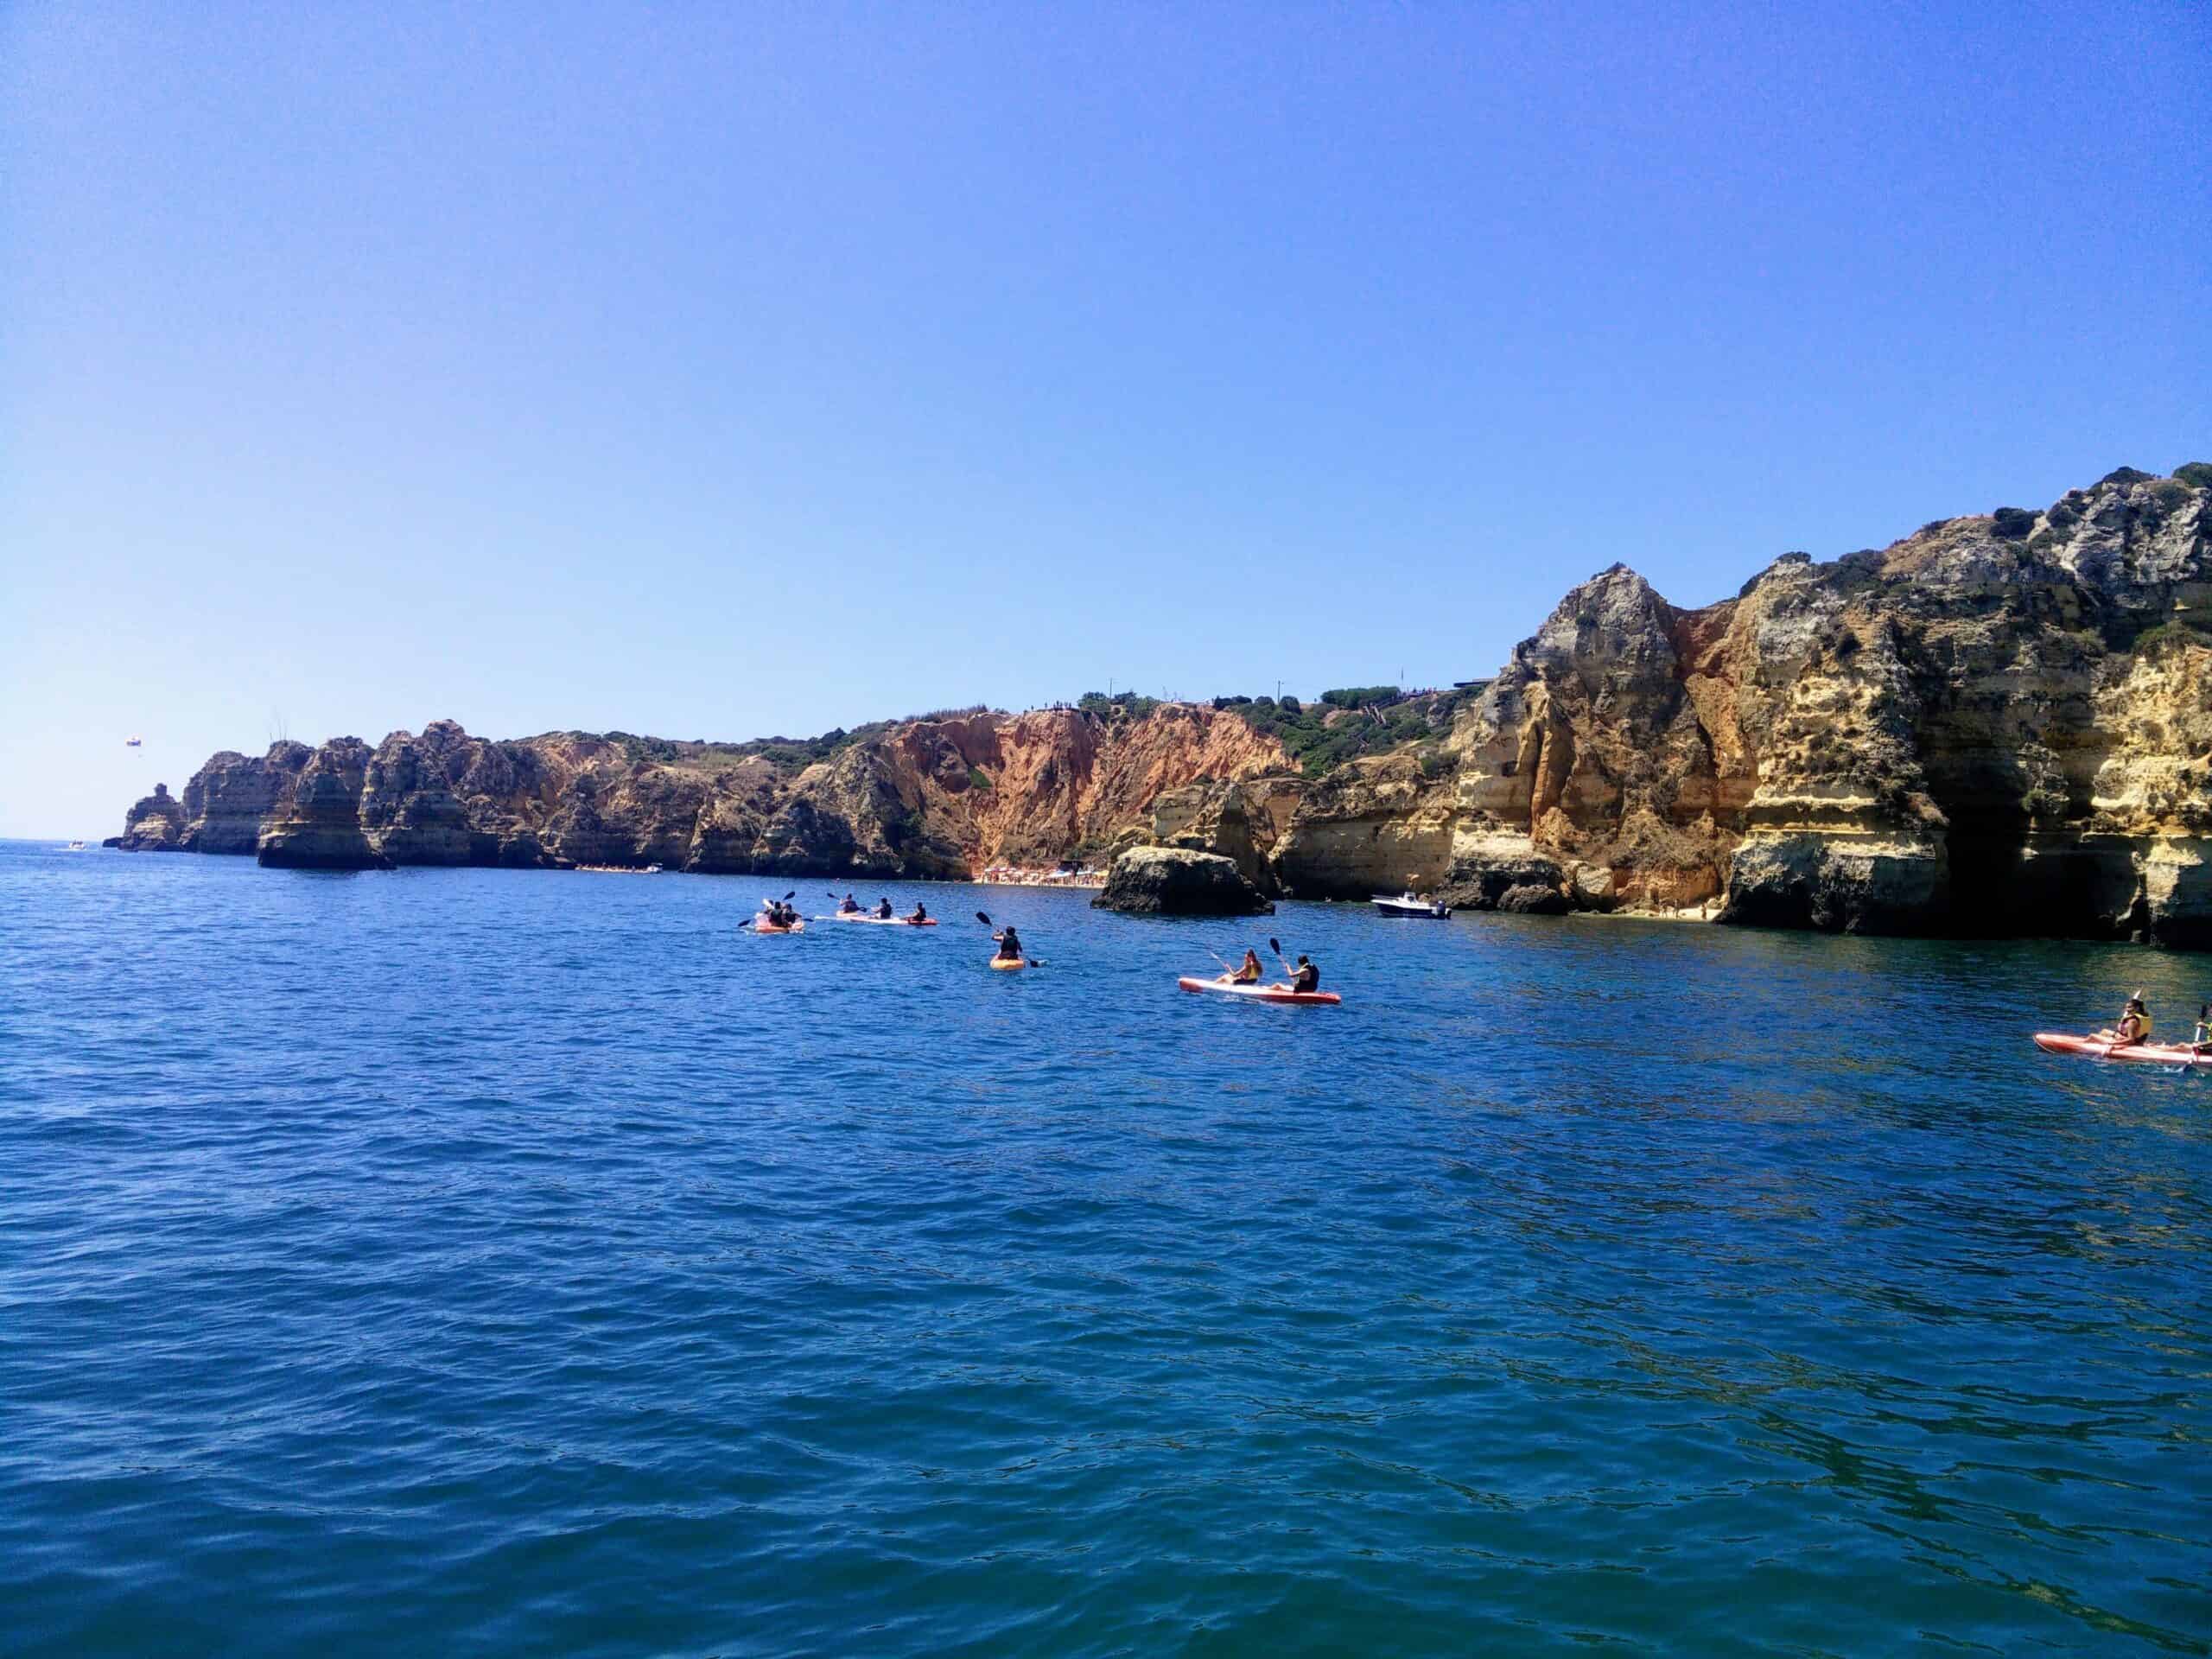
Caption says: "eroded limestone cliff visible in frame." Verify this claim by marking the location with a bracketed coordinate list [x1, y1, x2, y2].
[1268, 467, 2212, 944]
[118, 465, 2211, 945]
[125, 709, 1288, 880]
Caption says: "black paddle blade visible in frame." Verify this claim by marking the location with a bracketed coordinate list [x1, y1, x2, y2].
[784, 890, 796, 899]
[1269, 937, 1282, 957]
[976, 911, 992, 927]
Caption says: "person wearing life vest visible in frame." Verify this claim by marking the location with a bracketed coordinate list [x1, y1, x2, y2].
[2095, 995, 2152, 1046]
[993, 925, 1023, 963]
[908, 900, 930, 925]
[838, 893, 861, 914]
[1219, 949, 1263, 984]
[875, 897, 894, 919]
[1285, 954, 1320, 995]
[2191, 1002, 2210, 1052]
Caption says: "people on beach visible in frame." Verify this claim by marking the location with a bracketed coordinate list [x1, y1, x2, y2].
[2094, 995, 2151, 1046]
[1220, 949, 1263, 984]
[993, 925, 1023, 963]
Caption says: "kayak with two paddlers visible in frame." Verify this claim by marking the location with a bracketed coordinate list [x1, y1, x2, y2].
[1181, 938, 1336, 1005]
[2034, 995, 2209, 1067]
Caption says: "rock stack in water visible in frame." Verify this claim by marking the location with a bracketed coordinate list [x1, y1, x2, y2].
[113, 784, 188, 850]
[1092, 846, 1275, 915]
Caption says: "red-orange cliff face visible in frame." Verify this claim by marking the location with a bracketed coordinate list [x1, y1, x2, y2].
[130, 708, 1289, 880]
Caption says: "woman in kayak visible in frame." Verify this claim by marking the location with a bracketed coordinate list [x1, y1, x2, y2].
[1219, 949, 1263, 984]
[2094, 995, 2152, 1046]
[993, 925, 1024, 963]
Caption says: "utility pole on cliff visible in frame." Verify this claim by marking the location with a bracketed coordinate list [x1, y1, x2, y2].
[1275, 678, 1283, 701]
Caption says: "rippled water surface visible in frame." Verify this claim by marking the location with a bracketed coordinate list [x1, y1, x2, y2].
[3, 841, 2209, 1656]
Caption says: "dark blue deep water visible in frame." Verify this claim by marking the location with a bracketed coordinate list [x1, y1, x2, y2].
[3, 839, 2209, 1656]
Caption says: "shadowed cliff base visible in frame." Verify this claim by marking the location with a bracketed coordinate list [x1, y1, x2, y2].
[118, 464, 2212, 948]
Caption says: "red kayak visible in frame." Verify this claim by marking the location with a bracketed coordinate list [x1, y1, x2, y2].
[1178, 976, 1340, 1007]
[2033, 1033, 2211, 1068]
[754, 918, 805, 934]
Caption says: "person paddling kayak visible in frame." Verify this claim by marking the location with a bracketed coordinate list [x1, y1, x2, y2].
[2094, 995, 2152, 1047]
[838, 893, 861, 914]
[1279, 954, 1320, 995]
[993, 925, 1024, 963]
[1218, 948, 1263, 985]
[875, 897, 894, 919]
[908, 900, 930, 925]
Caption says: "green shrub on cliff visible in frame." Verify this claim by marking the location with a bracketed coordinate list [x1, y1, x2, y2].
[1228, 687, 1471, 778]
[2132, 620, 2209, 658]
[1077, 690, 1160, 720]
[2174, 461, 2212, 490]
[1319, 684, 1402, 709]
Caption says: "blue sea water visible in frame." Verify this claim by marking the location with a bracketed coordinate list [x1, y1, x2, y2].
[2, 838, 2208, 1657]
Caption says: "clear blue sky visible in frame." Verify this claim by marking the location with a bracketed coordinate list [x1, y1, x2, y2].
[3, 2, 2206, 836]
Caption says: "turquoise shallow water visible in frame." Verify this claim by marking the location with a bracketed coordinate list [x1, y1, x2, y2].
[2, 840, 2209, 1656]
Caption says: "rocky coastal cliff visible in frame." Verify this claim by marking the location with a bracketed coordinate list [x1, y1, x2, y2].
[122, 706, 1287, 881]
[119, 465, 2211, 946]
[1269, 466, 2212, 945]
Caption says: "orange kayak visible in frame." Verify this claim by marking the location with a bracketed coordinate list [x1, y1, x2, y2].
[988, 957, 1030, 970]
[2033, 1032, 2210, 1068]
[754, 918, 804, 934]
[1178, 976, 1339, 1007]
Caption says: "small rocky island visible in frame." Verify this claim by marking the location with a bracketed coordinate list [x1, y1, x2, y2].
[1091, 847, 1274, 916]
[118, 465, 2212, 948]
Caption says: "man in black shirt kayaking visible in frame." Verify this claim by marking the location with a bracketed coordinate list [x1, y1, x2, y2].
[838, 893, 861, 914]
[1286, 954, 1319, 995]
[875, 897, 893, 919]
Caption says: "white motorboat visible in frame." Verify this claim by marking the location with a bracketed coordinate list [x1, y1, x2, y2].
[1372, 888, 1449, 918]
